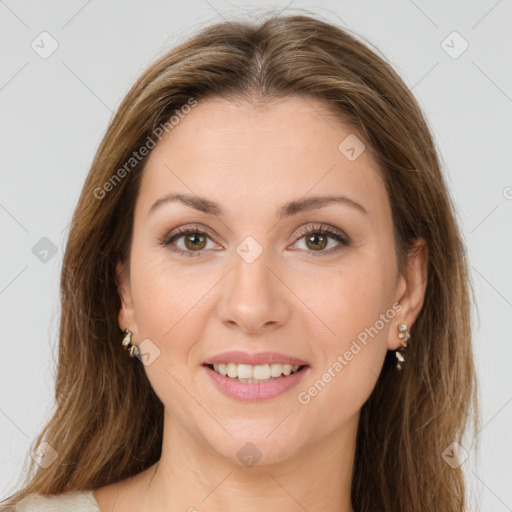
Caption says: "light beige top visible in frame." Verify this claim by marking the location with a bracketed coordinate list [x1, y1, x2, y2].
[15, 490, 101, 511]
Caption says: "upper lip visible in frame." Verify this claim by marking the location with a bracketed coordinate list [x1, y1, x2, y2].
[203, 351, 309, 367]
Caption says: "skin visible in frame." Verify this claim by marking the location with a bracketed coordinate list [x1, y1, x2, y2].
[93, 95, 428, 512]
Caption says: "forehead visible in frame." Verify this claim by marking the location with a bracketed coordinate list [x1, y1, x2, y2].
[137, 95, 387, 220]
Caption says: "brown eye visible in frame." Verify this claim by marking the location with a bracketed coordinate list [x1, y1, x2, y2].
[304, 233, 328, 251]
[292, 224, 350, 256]
[160, 223, 350, 258]
[160, 226, 218, 258]
[183, 232, 207, 251]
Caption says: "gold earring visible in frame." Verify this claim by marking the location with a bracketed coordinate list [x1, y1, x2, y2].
[395, 323, 410, 370]
[121, 328, 140, 358]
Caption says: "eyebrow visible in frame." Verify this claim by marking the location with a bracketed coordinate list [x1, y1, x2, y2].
[147, 193, 368, 219]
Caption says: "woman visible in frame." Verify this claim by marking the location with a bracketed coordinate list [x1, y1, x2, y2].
[2, 11, 479, 512]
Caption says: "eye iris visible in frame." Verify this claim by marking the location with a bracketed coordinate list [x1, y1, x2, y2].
[184, 233, 207, 250]
[306, 233, 328, 251]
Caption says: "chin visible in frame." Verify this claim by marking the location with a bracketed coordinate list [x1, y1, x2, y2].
[196, 418, 310, 468]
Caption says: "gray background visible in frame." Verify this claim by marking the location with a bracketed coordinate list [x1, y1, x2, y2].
[1, 1, 511, 510]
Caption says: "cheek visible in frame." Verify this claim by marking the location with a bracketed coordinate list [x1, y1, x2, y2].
[127, 255, 197, 373]
[296, 292, 390, 430]
[301, 256, 393, 402]
[128, 260, 210, 412]
[315, 254, 394, 343]
[130, 249, 211, 338]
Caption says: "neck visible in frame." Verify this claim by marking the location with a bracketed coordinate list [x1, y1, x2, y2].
[136, 411, 358, 512]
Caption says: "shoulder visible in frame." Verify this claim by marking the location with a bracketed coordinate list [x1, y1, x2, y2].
[15, 490, 100, 511]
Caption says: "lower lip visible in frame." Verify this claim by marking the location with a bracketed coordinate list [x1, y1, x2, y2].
[203, 365, 309, 402]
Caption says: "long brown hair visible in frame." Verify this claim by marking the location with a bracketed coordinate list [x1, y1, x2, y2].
[1, 11, 479, 512]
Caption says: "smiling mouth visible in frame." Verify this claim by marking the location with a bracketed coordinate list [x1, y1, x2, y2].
[204, 363, 309, 383]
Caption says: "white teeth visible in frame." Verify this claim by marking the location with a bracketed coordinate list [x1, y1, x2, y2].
[270, 363, 282, 378]
[209, 362, 303, 381]
[237, 364, 253, 379]
[253, 364, 271, 380]
[227, 363, 237, 378]
[282, 364, 292, 376]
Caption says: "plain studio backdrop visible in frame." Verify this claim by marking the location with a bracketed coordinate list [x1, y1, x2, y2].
[0, 1, 511, 510]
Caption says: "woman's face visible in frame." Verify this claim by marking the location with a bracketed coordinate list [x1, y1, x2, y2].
[116, 95, 424, 466]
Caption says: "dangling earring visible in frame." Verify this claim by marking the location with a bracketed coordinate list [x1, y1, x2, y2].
[395, 323, 410, 370]
[121, 328, 140, 358]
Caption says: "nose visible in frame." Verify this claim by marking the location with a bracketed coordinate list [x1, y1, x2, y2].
[217, 249, 291, 335]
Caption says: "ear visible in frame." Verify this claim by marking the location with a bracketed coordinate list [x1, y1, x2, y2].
[387, 237, 428, 351]
[115, 259, 138, 336]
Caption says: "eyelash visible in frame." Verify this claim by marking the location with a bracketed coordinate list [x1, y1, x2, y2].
[158, 223, 350, 258]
